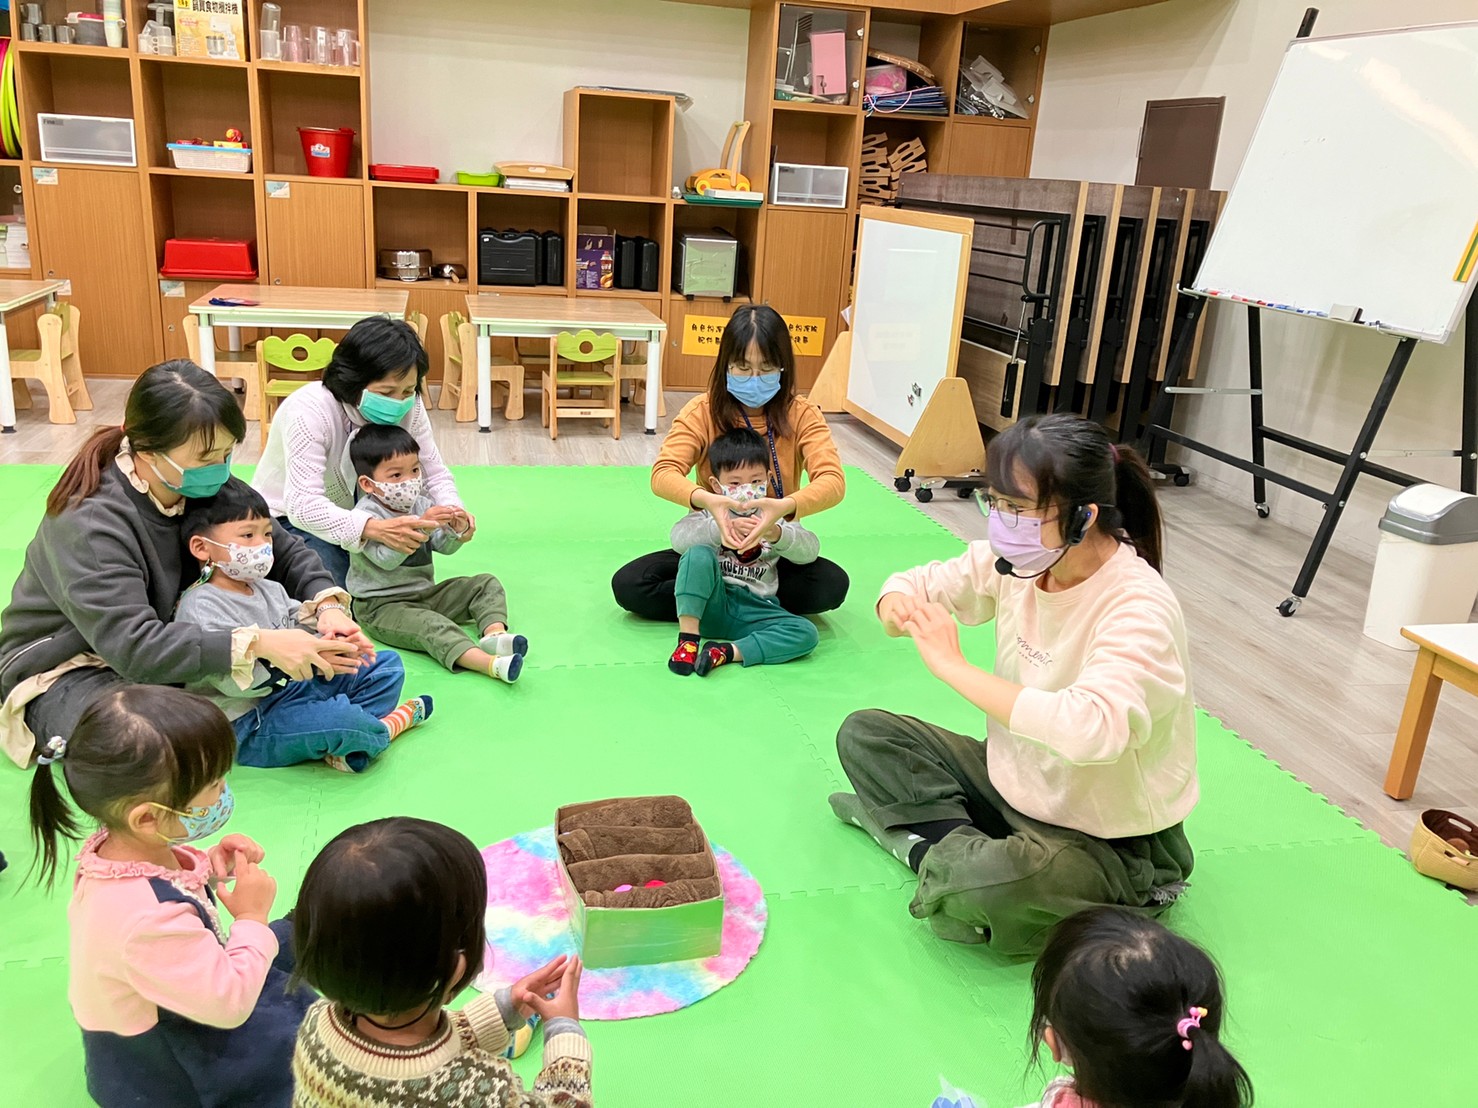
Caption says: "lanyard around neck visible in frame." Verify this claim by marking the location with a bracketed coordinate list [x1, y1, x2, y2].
[739, 412, 784, 500]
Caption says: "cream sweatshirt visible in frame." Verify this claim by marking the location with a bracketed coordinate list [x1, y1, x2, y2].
[880, 541, 1198, 839]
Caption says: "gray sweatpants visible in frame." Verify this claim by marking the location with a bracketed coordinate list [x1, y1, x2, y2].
[836, 708, 1194, 957]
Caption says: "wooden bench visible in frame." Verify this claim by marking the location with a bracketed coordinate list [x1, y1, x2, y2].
[1383, 623, 1478, 799]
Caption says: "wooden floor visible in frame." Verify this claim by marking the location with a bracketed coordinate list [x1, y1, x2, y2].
[7, 378, 1472, 860]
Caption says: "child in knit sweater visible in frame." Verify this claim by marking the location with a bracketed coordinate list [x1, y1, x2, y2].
[668, 427, 821, 676]
[291, 817, 591, 1108]
[174, 479, 433, 774]
[27, 685, 312, 1108]
[346, 424, 526, 683]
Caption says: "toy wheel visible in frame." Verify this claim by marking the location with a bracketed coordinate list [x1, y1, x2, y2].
[1256, 504, 1271, 519]
[1277, 596, 1301, 618]
[956, 486, 973, 498]
[1173, 472, 1191, 487]
[894, 476, 911, 492]
[915, 487, 934, 503]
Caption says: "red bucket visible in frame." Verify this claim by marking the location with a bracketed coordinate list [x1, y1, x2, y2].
[298, 126, 355, 178]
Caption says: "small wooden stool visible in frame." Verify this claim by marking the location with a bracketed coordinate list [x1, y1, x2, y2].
[1383, 623, 1478, 799]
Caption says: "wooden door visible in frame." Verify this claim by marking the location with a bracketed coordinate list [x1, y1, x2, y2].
[1136, 98, 1224, 190]
[263, 180, 366, 288]
[30, 167, 160, 375]
[759, 208, 848, 385]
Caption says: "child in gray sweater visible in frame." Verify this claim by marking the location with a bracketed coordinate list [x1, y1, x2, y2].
[174, 479, 433, 772]
[668, 427, 820, 676]
[347, 424, 525, 683]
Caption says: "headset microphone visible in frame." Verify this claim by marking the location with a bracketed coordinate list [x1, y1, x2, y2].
[994, 556, 1014, 576]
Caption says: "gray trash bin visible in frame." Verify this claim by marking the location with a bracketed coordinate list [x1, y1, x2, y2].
[1363, 484, 1478, 649]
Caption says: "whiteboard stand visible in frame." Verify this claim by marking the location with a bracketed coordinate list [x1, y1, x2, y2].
[1141, 295, 1476, 617]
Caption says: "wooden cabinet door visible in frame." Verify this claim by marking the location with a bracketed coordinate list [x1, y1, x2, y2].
[263, 180, 366, 288]
[665, 295, 752, 390]
[30, 167, 160, 375]
[759, 208, 848, 386]
[945, 123, 1033, 178]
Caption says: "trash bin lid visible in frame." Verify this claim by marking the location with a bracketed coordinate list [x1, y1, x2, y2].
[1379, 483, 1478, 544]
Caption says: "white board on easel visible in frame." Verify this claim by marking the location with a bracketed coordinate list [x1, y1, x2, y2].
[843, 208, 980, 480]
[1192, 20, 1478, 342]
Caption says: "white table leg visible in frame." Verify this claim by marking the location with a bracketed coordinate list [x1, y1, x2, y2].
[644, 329, 661, 434]
[198, 316, 218, 375]
[226, 326, 243, 352]
[477, 332, 492, 432]
[0, 318, 14, 433]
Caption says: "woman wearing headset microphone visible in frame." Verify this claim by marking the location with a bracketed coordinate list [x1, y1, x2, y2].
[830, 414, 1199, 956]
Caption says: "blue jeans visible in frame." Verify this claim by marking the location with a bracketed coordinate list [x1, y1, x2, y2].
[276, 516, 350, 589]
[232, 651, 405, 772]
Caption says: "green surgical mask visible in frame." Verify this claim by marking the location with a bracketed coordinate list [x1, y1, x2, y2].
[358, 389, 416, 425]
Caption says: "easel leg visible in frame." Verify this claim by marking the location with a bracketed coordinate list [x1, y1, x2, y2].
[1247, 308, 1270, 516]
[1281, 337, 1417, 615]
[1463, 296, 1478, 494]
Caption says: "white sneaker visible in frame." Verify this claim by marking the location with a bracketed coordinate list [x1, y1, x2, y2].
[492, 654, 524, 683]
[479, 631, 528, 658]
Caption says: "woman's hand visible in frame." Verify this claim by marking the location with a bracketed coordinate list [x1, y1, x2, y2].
[316, 607, 375, 665]
[363, 514, 436, 556]
[512, 955, 571, 1021]
[731, 497, 794, 553]
[208, 834, 264, 881]
[903, 602, 967, 679]
[877, 592, 926, 637]
[692, 489, 749, 550]
[257, 629, 362, 681]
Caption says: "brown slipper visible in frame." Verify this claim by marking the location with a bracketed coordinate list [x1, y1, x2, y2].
[1409, 809, 1478, 891]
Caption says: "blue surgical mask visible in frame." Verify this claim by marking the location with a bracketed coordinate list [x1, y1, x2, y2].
[726, 372, 781, 409]
[155, 451, 233, 499]
[154, 782, 235, 844]
[359, 389, 417, 425]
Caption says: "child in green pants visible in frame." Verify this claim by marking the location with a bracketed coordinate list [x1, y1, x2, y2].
[668, 428, 820, 677]
[347, 424, 526, 683]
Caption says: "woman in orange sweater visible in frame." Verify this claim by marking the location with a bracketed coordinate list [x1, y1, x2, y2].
[612, 304, 850, 621]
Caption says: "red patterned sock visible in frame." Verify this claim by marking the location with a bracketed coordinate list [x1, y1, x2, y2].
[695, 641, 735, 677]
[382, 695, 434, 741]
[669, 633, 700, 676]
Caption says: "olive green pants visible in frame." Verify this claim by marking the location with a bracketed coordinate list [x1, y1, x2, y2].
[836, 708, 1194, 957]
[356, 574, 508, 672]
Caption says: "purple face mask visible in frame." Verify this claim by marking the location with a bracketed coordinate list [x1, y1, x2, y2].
[987, 510, 1068, 578]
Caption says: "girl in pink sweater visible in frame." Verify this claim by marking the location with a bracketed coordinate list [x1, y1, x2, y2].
[28, 685, 311, 1107]
[832, 414, 1198, 955]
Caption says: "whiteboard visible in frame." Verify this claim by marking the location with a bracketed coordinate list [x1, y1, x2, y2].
[1191, 21, 1478, 343]
[845, 208, 973, 443]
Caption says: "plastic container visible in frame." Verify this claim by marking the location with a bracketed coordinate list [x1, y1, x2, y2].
[71, 13, 107, 46]
[1363, 484, 1478, 649]
[370, 163, 438, 184]
[298, 126, 354, 178]
[770, 162, 849, 208]
[456, 171, 502, 187]
[39, 114, 136, 167]
[281, 24, 304, 63]
[169, 143, 252, 173]
[160, 238, 257, 280]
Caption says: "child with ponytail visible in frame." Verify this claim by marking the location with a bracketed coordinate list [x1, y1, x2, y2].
[833, 414, 1198, 955]
[29, 685, 311, 1108]
[1026, 907, 1252, 1108]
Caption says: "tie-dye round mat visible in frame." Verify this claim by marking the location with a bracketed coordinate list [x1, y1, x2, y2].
[473, 826, 767, 1020]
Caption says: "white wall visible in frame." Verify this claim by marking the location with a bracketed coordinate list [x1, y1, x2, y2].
[366, 0, 749, 187]
[1032, 0, 1478, 558]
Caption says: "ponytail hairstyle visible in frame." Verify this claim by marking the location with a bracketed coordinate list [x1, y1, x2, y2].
[46, 360, 245, 516]
[1029, 907, 1253, 1108]
[28, 686, 237, 888]
[986, 413, 1164, 572]
[707, 303, 798, 439]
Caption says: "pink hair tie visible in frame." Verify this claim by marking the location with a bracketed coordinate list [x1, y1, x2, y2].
[1177, 1006, 1208, 1051]
[1110, 443, 1122, 463]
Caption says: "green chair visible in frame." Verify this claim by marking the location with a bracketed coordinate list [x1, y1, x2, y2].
[257, 334, 335, 446]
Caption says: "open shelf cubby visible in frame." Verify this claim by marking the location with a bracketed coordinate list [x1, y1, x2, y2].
[16, 52, 135, 160]
[774, 4, 866, 107]
[565, 90, 674, 200]
[256, 68, 363, 177]
[253, 0, 364, 45]
[138, 59, 253, 169]
[672, 202, 758, 301]
[371, 184, 470, 279]
[956, 23, 1044, 123]
[147, 174, 258, 273]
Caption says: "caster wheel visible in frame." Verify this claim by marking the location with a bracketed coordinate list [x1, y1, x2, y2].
[915, 488, 934, 503]
[1256, 504, 1270, 519]
[894, 476, 911, 492]
[956, 486, 973, 498]
[1173, 472, 1191, 487]
[1276, 596, 1301, 618]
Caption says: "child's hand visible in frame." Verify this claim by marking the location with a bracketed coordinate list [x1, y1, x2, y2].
[421, 505, 459, 527]
[693, 489, 748, 550]
[208, 834, 264, 881]
[452, 510, 476, 541]
[214, 853, 277, 925]
[731, 497, 792, 554]
[511, 955, 571, 1020]
[522, 955, 583, 1023]
[317, 609, 375, 665]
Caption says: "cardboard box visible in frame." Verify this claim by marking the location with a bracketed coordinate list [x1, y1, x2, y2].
[555, 798, 725, 969]
[575, 229, 616, 291]
[174, 0, 246, 61]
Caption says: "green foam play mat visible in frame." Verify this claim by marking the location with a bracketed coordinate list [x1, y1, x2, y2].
[0, 464, 1472, 1105]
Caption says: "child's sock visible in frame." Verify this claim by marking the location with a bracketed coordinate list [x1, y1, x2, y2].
[668, 632, 700, 676]
[489, 654, 523, 683]
[324, 755, 354, 773]
[382, 695, 435, 740]
[694, 641, 735, 677]
[479, 631, 529, 658]
[829, 792, 933, 870]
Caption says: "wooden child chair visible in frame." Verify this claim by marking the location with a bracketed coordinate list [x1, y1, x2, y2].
[183, 315, 259, 416]
[404, 310, 431, 404]
[8, 302, 91, 424]
[621, 340, 666, 418]
[543, 329, 621, 441]
[437, 310, 525, 423]
[257, 334, 335, 447]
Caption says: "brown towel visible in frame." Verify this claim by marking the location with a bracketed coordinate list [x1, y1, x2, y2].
[561, 796, 693, 831]
[583, 875, 723, 909]
[566, 852, 715, 895]
[558, 825, 703, 863]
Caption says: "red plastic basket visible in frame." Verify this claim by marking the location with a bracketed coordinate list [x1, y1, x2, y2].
[370, 163, 439, 184]
[160, 238, 258, 280]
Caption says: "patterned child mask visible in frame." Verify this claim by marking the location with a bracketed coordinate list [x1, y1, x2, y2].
[720, 480, 768, 516]
[204, 538, 274, 583]
[370, 476, 425, 514]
